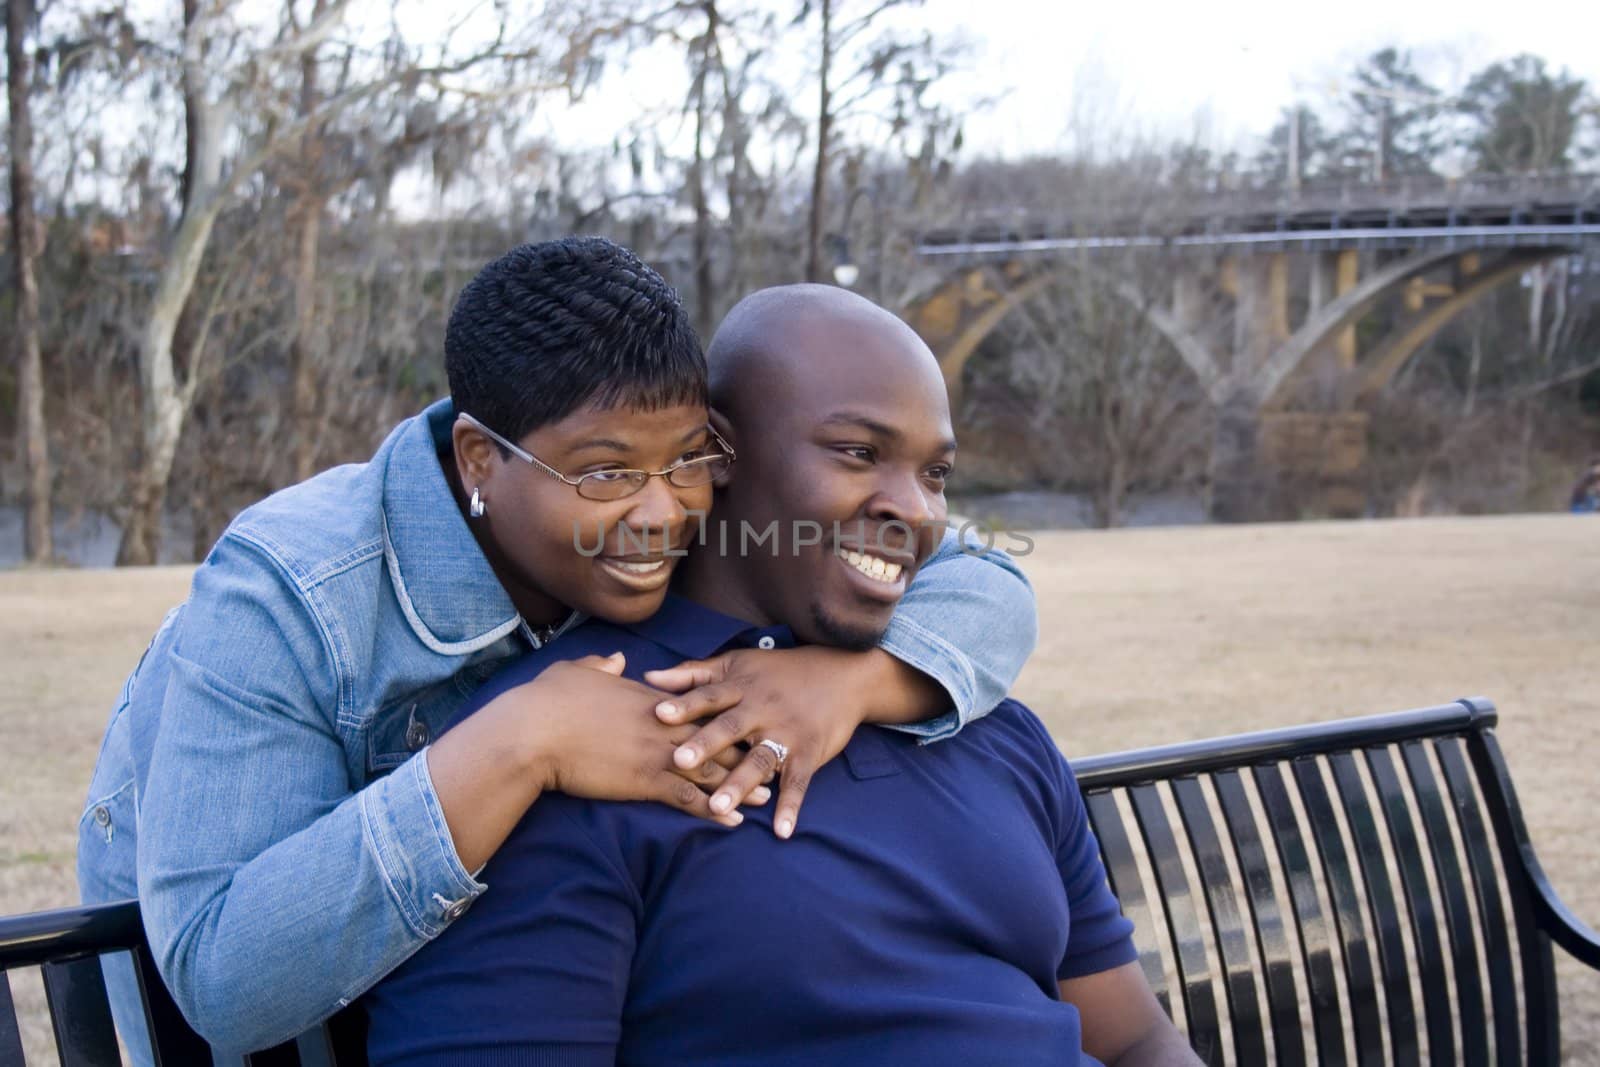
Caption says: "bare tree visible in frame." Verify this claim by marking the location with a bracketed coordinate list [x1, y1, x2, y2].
[285, 0, 330, 483]
[986, 254, 1209, 528]
[8, 0, 51, 562]
[114, 0, 584, 564]
[796, 0, 958, 283]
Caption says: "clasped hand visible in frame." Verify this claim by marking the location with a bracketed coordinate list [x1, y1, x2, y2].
[646, 645, 874, 840]
[519, 647, 874, 837]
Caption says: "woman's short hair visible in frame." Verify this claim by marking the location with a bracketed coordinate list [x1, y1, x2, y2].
[445, 237, 706, 445]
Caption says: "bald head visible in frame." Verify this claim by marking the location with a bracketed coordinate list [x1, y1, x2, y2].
[681, 283, 954, 649]
[706, 284, 942, 422]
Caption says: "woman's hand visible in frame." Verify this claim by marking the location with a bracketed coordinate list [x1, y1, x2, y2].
[430, 652, 759, 872]
[646, 646, 938, 840]
[524, 654, 762, 817]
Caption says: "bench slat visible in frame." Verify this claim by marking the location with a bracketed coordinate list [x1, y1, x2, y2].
[131, 940, 212, 1065]
[0, 970, 26, 1065]
[41, 956, 122, 1066]
[1085, 791, 1172, 1020]
[1329, 750, 1421, 1066]
[1128, 783, 1223, 1066]
[1467, 730, 1561, 1064]
[1435, 737, 1522, 1066]
[249, 1037, 308, 1064]
[1208, 771, 1303, 1062]
[1401, 740, 1489, 1067]
[1171, 776, 1269, 1064]
[1293, 757, 1385, 1063]
[1253, 762, 1347, 1065]
[1365, 746, 1456, 1064]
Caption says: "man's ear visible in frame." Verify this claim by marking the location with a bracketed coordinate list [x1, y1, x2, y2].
[451, 417, 498, 488]
[708, 407, 736, 489]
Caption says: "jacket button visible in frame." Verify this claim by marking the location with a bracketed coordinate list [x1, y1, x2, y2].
[405, 708, 430, 751]
[443, 898, 471, 921]
[93, 806, 111, 827]
[757, 636, 776, 650]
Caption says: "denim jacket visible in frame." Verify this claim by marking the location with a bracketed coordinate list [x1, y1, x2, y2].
[77, 398, 1038, 1053]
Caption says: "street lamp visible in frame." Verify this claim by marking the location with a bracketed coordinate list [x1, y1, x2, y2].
[827, 181, 887, 291]
[825, 231, 859, 288]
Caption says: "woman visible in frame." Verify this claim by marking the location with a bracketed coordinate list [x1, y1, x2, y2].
[78, 237, 1037, 1057]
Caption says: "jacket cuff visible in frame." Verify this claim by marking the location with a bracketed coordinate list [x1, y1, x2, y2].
[876, 614, 976, 744]
[359, 751, 487, 940]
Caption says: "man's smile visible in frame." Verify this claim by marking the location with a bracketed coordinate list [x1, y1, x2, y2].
[835, 546, 905, 584]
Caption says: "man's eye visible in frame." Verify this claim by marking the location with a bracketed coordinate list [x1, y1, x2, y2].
[585, 469, 635, 482]
[926, 465, 953, 484]
[838, 445, 875, 463]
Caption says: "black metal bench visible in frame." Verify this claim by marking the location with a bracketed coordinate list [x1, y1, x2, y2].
[4, 697, 1597, 1064]
[0, 900, 364, 1065]
[1075, 697, 1600, 1065]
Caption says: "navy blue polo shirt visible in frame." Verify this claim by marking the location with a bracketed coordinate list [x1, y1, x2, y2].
[365, 595, 1137, 1067]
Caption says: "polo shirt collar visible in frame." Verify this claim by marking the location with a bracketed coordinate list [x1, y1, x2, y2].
[381, 398, 521, 654]
[623, 593, 794, 661]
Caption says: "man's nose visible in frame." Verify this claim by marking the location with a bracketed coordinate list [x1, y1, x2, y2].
[867, 467, 938, 531]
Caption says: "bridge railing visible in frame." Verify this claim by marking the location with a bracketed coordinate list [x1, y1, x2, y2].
[1207, 172, 1600, 216]
[915, 171, 1600, 253]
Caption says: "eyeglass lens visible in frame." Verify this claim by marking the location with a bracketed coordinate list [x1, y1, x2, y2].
[575, 455, 730, 501]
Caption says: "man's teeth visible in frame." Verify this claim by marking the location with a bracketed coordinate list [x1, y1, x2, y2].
[837, 548, 903, 583]
[611, 559, 667, 574]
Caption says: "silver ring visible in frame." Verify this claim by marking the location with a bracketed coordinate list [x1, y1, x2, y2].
[756, 738, 789, 766]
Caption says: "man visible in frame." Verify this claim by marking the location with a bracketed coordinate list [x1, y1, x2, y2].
[364, 285, 1197, 1066]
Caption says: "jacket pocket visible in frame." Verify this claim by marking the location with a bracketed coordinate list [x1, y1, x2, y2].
[365, 680, 467, 778]
[77, 777, 139, 901]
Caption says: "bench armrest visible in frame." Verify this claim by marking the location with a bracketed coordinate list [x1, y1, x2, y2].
[1519, 842, 1600, 971]
[1478, 726, 1600, 972]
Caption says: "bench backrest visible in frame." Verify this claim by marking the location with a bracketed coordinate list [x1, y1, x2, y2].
[1074, 697, 1559, 1066]
[0, 901, 364, 1066]
[5, 698, 1587, 1066]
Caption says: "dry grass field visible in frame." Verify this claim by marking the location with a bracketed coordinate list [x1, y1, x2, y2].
[2, 514, 1597, 1063]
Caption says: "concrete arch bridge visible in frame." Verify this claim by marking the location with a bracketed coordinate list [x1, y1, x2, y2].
[905, 174, 1600, 520]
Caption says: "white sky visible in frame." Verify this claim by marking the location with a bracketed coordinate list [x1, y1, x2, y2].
[535, 0, 1600, 161]
[937, 0, 1600, 156]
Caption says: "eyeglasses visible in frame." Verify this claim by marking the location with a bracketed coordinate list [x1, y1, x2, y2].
[457, 412, 735, 502]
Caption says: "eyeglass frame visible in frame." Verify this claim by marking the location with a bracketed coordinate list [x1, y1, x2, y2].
[456, 411, 736, 500]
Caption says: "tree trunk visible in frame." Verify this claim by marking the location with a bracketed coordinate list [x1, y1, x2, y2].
[1094, 390, 1127, 529]
[1463, 320, 1482, 417]
[719, 43, 749, 301]
[805, 0, 832, 283]
[289, 203, 324, 481]
[288, 0, 326, 483]
[117, 2, 224, 565]
[8, 0, 51, 563]
[688, 3, 716, 341]
[1093, 456, 1127, 530]
[1527, 263, 1546, 358]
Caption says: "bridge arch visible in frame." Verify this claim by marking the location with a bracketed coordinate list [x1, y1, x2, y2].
[905, 246, 1574, 411]
[904, 262, 1225, 404]
[1348, 248, 1566, 403]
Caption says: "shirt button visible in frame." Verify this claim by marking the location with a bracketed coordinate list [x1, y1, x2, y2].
[757, 636, 776, 650]
[93, 806, 111, 827]
[442, 898, 472, 922]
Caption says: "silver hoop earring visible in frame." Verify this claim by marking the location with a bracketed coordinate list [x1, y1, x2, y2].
[469, 488, 487, 519]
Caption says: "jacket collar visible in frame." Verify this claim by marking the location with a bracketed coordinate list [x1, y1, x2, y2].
[623, 593, 795, 662]
[380, 398, 521, 654]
